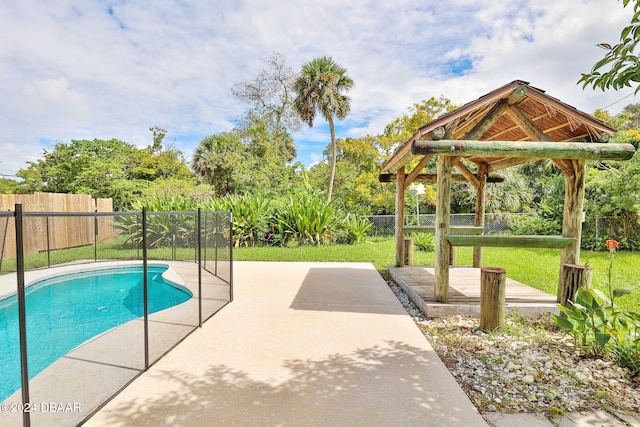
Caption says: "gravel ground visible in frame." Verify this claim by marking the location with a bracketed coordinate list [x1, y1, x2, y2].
[387, 280, 640, 417]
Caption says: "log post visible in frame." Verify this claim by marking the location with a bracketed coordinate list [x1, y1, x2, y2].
[558, 264, 590, 308]
[480, 267, 506, 330]
[395, 167, 405, 267]
[558, 160, 586, 290]
[404, 238, 414, 266]
[473, 163, 488, 268]
[435, 156, 453, 302]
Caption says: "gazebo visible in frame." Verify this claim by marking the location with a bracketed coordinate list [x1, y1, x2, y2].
[379, 80, 636, 304]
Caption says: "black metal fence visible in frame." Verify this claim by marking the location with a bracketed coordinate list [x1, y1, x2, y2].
[0, 205, 233, 427]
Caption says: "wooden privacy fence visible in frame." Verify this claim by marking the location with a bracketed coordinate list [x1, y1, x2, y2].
[0, 193, 114, 258]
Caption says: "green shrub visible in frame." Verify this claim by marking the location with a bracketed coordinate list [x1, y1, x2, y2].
[202, 193, 271, 247]
[555, 242, 640, 374]
[510, 214, 560, 236]
[411, 232, 435, 252]
[270, 192, 338, 246]
[337, 213, 372, 244]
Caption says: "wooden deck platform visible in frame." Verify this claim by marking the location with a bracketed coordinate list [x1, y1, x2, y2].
[388, 266, 558, 318]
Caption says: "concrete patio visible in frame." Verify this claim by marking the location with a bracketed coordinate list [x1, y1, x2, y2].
[84, 261, 487, 426]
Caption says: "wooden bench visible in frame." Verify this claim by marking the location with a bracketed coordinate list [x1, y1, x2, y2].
[403, 226, 484, 235]
[446, 235, 576, 249]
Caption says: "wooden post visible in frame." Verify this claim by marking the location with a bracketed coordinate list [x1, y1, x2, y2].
[395, 167, 406, 267]
[473, 163, 487, 268]
[449, 245, 456, 266]
[559, 160, 586, 289]
[480, 267, 506, 330]
[404, 238, 414, 266]
[435, 156, 453, 302]
[558, 264, 589, 308]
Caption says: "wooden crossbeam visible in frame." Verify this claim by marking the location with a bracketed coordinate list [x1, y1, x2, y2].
[404, 155, 433, 189]
[412, 140, 636, 161]
[454, 158, 480, 189]
[552, 159, 574, 179]
[505, 104, 551, 142]
[447, 235, 576, 249]
[379, 173, 505, 183]
[463, 100, 509, 140]
[403, 226, 483, 235]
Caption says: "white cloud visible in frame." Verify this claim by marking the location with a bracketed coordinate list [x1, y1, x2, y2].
[0, 0, 636, 177]
[16, 77, 90, 122]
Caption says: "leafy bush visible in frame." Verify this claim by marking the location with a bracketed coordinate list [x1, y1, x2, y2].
[270, 192, 338, 246]
[115, 196, 199, 250]
[336, 213, 372, 244]
[116, 191, 373, 248]
[555, 240, 640, 375]
[203, 193, 271, 247]
[411, 232, 435, 252]
[509, 214, 561, 236]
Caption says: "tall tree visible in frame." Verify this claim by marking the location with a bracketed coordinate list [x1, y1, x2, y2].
[579, 0, 640, 92]
[294, 56, 354, 202]
[232, 52, 299, 161]
[192, 132, 245, 196]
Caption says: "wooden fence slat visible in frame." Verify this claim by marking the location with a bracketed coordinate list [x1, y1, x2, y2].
[0, 193, 114, 258]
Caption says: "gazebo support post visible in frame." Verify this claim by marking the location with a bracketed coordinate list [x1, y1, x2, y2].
[395, 167, 406, 267]
[435, 156, 454, 302]
[473, 163, 488, 268]
[559, 159, 586, 284]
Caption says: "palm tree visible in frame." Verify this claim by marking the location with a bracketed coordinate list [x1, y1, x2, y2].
[293, 56, 354, 202]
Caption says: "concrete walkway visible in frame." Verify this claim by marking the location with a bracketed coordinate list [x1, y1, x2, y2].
[86, 261, 487, 426]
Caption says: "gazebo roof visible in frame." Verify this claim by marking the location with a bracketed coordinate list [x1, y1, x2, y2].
[381, 80, 617, 173]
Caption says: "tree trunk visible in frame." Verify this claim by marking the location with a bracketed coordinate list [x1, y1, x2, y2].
[327, 117, 337, 203]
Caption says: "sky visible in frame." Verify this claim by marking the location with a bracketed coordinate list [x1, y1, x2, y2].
[0, 0, 636, 177]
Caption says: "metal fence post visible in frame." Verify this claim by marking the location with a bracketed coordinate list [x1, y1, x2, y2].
[46, 215, 51, 268]
[214, 213, 219, 276]
[229, 209, 233, 302]
[142, 208, 149, 370]
[197, 208, 202, 327]
[94, 210, 98, 262]
[15, 204, 31, 427]
[202, 213, 208, 271]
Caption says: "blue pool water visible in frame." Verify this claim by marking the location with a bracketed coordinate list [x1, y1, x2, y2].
[0, 265, 192, 401]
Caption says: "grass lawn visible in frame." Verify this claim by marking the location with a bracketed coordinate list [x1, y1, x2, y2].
[4, 236, 637, 311]
[234, 237, 640, 311]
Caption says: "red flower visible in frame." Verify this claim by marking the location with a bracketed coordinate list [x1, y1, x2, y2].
[605, 239, 620, 252]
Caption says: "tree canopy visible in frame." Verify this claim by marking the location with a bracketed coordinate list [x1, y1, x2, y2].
[191, 116, 302, 197]
[579, 0, 640, 93]
[17, 138, 194, 210]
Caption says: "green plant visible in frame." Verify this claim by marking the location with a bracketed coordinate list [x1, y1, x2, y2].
[337, 213, 372, 244]
[555, 239, 640, 369]
[411, 232, 435, 252]
[270, 192, 338, 246]
[555, 288, 614, 352]
[201, 193, 271, 247]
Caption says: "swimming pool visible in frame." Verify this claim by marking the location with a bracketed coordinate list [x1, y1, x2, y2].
[0, 264, 192, 401]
